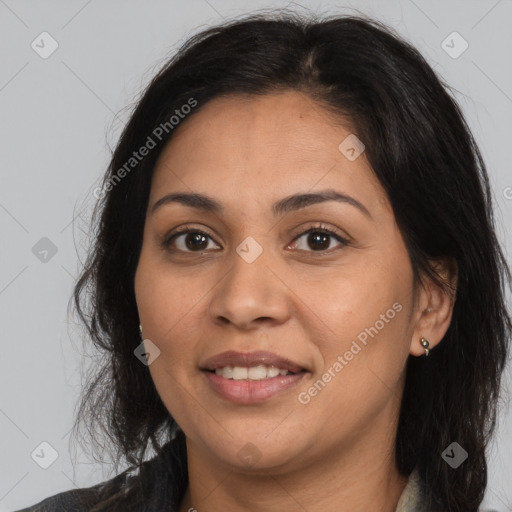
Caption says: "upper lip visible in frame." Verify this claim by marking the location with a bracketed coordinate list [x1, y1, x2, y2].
[200, 350, 308, 374]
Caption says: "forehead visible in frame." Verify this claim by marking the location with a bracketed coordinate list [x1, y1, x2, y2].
[149, 90, 390, 217]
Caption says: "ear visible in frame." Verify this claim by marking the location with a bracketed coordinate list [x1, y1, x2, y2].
[409, 257, 458, 357]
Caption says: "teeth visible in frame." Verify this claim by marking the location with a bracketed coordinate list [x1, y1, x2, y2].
[214, 365, 293, 380]
[248, 366, 267, 379]
[222, 366, 233, 379]
[232, 367, 247, 380]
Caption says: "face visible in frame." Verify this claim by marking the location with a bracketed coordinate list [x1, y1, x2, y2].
[134, 90, 425, 473]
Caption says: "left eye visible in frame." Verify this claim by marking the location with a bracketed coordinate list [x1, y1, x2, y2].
[162, 225, 349, 254]
[290, 227, 349, 253]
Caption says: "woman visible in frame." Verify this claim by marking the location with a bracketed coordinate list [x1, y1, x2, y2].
[17, 10, 511, 512]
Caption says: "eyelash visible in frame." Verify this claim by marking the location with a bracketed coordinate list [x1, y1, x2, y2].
[161, 223, 350, 255]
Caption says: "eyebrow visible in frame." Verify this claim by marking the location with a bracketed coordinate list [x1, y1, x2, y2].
[151, 189, 372, 219]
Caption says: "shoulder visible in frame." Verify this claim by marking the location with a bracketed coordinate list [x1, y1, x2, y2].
[14, 470, 131, 512]
[15, 438, 185, 512]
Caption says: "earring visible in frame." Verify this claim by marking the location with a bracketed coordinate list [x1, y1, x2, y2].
[139, 324, 143, 339]
[420, 337, 430, 357]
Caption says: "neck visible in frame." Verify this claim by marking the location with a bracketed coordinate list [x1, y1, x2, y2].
[177, 418, 408, 512]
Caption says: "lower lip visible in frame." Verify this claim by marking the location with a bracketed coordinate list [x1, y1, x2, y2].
[202, 370, 307, 404]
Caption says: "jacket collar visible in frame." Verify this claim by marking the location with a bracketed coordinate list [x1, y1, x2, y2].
[395, 468, 424, 511]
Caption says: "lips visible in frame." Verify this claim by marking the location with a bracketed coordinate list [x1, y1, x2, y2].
[200, 350, 307, 374]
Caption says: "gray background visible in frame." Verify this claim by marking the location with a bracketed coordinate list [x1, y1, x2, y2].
[1, 0, 511, 510]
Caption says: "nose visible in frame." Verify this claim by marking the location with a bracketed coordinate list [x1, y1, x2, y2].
[207, 245, 291, 331]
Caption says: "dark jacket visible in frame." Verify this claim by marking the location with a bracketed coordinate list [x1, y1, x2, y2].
[15, 439, 187, 512]
[16, 438, 426, 511]
[14, 471, 131, 512]
[13, 467, 178, 512]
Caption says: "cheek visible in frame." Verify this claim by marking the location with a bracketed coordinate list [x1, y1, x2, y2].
[135, 251, 203, 343]
[308, 260, 400, 338]
[296, 303, 409, 437]
[306, 258, 411, 394]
